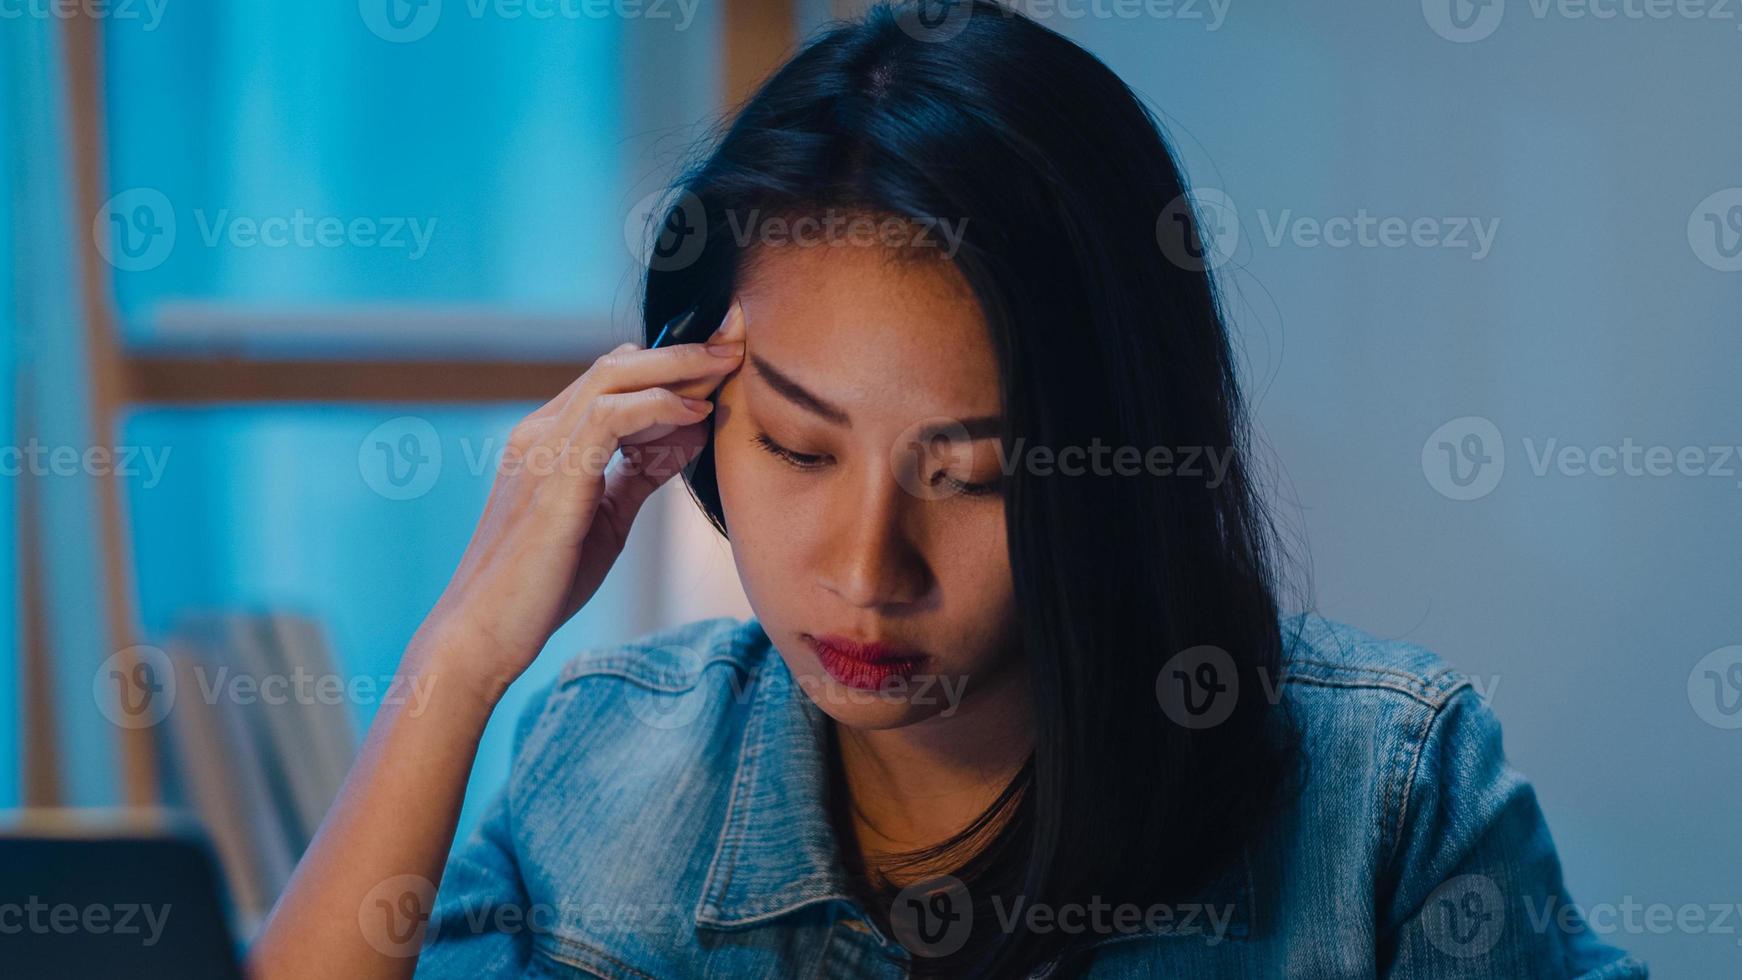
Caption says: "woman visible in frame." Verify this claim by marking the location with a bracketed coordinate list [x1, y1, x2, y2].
[249, 3, 1645, 977]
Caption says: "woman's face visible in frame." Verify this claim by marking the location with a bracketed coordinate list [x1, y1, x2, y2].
[711, 239, 1023, 732]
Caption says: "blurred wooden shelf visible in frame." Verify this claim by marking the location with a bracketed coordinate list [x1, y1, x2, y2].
[124, 355, 593, 405]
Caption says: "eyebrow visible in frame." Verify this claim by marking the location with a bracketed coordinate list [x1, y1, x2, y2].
[747, 350, 1002, 441]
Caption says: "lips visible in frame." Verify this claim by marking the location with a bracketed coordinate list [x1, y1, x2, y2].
[803, 633, 929, 691]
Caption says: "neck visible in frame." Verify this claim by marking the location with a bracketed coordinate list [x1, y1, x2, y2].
[831, 662, 1033, 886]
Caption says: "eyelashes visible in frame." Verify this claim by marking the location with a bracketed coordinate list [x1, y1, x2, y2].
[751, 430, 1001, 498]
[753, 430, 826, 469]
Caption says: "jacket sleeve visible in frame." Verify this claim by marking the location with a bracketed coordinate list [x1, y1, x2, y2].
[412, 676, 561, 978]
[1380, 685, 1649, 979]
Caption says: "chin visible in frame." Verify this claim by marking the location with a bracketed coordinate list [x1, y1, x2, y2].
[782, 656, 965, 731]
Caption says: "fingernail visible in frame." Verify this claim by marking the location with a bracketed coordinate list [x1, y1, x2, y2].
[710, 301, 745, 341]
[682, 396, 714, 412]
[707, 342, 743, 357]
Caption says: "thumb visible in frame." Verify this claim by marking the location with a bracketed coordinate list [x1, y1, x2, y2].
[601, 423, 709, 526]
[560, 425, 710, 620]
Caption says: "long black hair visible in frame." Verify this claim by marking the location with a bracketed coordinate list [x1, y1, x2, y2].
[638, 2, 1300, 976]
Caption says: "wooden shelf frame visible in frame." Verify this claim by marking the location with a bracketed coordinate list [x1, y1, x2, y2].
[22, 0, 796, 807]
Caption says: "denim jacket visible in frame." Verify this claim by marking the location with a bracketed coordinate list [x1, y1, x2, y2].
[414, 613, 1647, 979]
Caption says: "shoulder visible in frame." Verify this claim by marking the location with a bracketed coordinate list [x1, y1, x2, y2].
[491, 617, 781, 908]
[1277, 611, 1476, 710]
[555, 615, 773, 690]
[503, 615, 778, 770]
[1275, 611, 1501, 809]
[1257, 614, 1518, 907]
[1265, 615, 1648, 974]
[1273, 611, 1499, 799]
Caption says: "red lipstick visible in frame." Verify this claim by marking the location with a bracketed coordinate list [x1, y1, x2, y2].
[803, 633, 928, 691]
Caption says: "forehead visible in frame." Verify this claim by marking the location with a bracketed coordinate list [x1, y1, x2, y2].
[735, 242, 1001, 416]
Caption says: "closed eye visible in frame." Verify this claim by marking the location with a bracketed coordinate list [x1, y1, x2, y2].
[754, 431, 829, 469]
[754, 430, 1002, 498]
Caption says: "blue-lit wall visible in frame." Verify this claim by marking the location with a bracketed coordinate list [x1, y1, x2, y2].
[0, 27, 18, 810]
[95, 2, 723, 846]
[1029, 5, 1741, 976]
[104, 3, 626, 332]
[119, 404, 678, 844]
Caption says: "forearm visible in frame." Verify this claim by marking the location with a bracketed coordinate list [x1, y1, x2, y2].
[246, 635, 501, 980]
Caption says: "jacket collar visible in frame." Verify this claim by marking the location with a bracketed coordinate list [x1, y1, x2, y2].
[691, 637, 1256, 949]
[694, 646, 856, 930]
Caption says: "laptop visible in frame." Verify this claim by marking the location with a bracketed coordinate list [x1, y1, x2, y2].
[0, 808, 245, 980]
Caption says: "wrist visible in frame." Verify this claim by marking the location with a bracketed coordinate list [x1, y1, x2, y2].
[403, 622, 520, 716]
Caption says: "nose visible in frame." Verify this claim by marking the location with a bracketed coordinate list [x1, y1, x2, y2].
[814, 464, 932, 609]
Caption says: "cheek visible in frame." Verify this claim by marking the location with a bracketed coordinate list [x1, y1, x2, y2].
[710, 408, 804, 598]
[933, 515, 1017, 632]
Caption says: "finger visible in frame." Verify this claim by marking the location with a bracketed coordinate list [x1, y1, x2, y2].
[581, 336, 742, 401]
[561, 388, 714, 469]
[585, 301, 744, 403]
[707, 299, 747, 344]
[541, 300, 743, 423]
[552, 322, 741, 435]
[623, 301, 746, 404]
[524, 341, 639, 425]
[605, 423, 708, 521]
